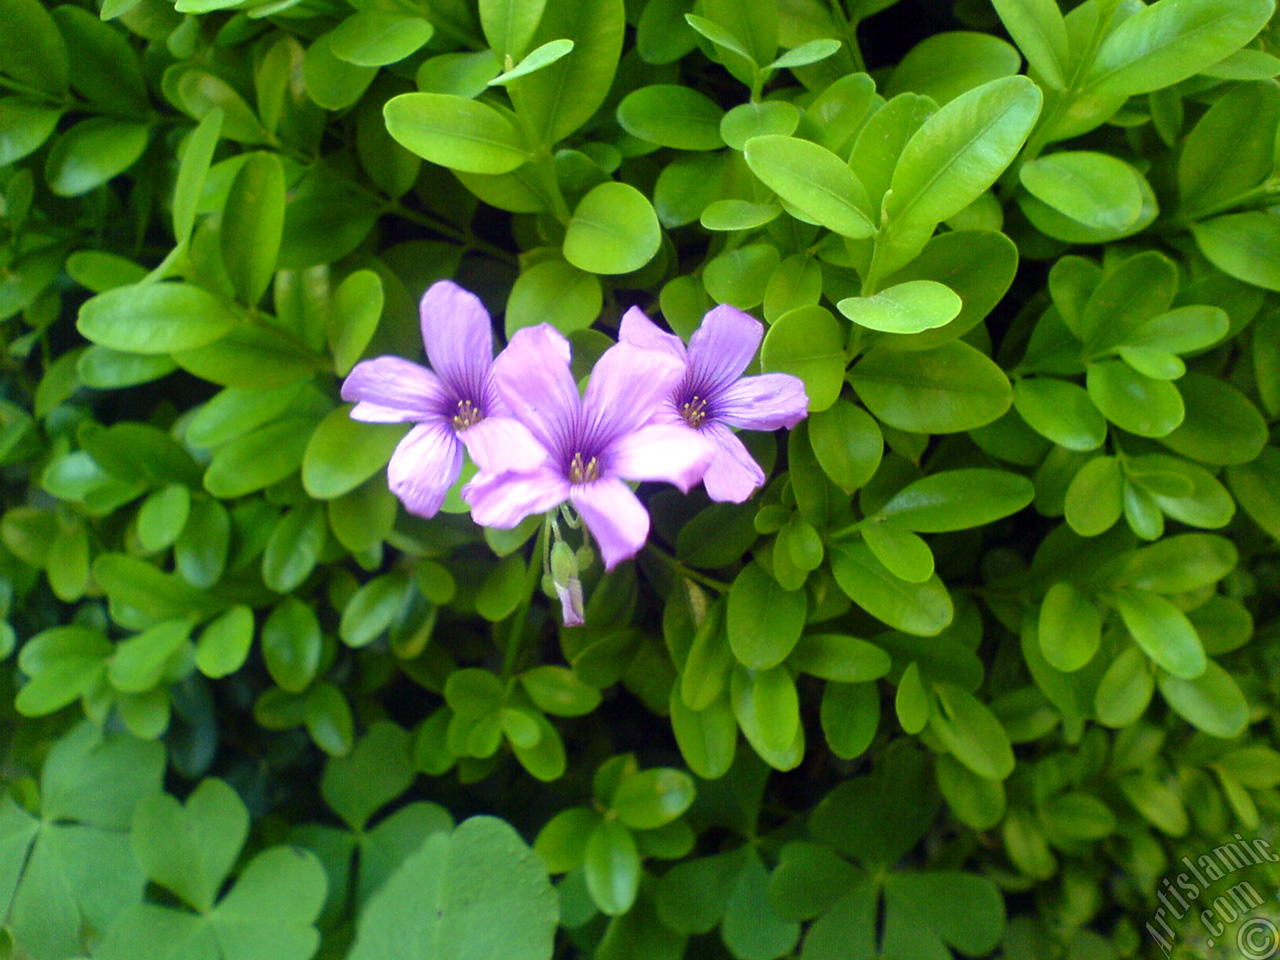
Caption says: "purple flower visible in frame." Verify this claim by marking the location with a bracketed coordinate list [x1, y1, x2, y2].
[341, 281, 542, 517]
[619, 304, 808, 502]
[463, 324, 714, 570]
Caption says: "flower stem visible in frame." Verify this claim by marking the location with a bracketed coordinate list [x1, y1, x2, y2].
[645, 543, 732, 593]
[501, 519, 549, 681]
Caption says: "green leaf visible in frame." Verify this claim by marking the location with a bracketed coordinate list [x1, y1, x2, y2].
[176, 71, 267, 145]
[820, 681, 880, 759]
[480, 0, 546, 59]
[809, 399, 882, 493]
[759, 305, 845, 412]
[722, 852, 800, 960]
[195, 606, 254, 679]
[669, 690, 737, 780]
[384, 93, 529, 175]
[109, 619, 193, 694]
[339, 573, 410, 648]
[176, 498, 230, 589]
[1078, 249, 1177, 351]
[611, 769, 696, 830]
[1229, 446, 1280, 541]
[563, 182, 660, 275]
[617, 85, 724, 150]
[1095, 646, 1154, 728]
[830, 541, 953, 636]
[877, 469, 1033, 533]
[0, 0, 67, 94]
[322, 722, 415, 831]
[1193, 211, 1280, 291]
[53, 5, 147, 114]
[1086, 360, 1184, 437]
[764, 253, 824, 322]
[850, 341, 1013, 433]
[703, 244, 780, 311]
[1064, 455, 1123, 536]
[790, 633, 891, 682]
[263, 502, 327, 593]
[585, 818, 641, 916]
[45, 118, 149, 197]
[507, 0, 625, 146]
[731, 664, 803, 768]
[15, 625, 111, 716]
[685, 13, 756, 64]
[302, 407, 407, 500]
[1157, 660, 1249, 739]
[883, 871, 1005, 955]
[475, 553, 526, 622]
[929, 683, 1015, 780]
[172, 110, 223, 249]
[1038, 583, 1101, 672]
[0, 99, 62, 167]
[303, 34, 376, 111]
[839, 280, 961, 334]
[990, 0, 1069, 88]
[886, 31, 1023, 105]
[79, 283, 237, 355]
[859, 518, 933, 583]
[1115, 589, 1206, 680]
[507, 259, 602, 338]
[744, 135, 875, 239]
[936, 754, 1005, 830]
[328, 269, 384, 377]
[700, 199, 782, 232]
[204, 417, 315, 498]
[1160, 372, 1268, 466]
[726, 562, 807, 669]
[132, 779, 248, 913]
[883, 76, 1042, 268]
[490, 39, 576, 86]
[1084, 0, 1274, 96]
[721, 100, 801, 151]
[1179, 80, 1280, 218]
[221, 152, 286, 306]
[1019, 151, 1144, 233]
[1013, 377, 1106, 451]
[329, 11, 434, 67]
[262, 597, 322, 692]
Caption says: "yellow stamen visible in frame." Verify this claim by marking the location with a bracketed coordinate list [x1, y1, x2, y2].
[451, 399, 482, 430]
[680, 395, 708, 428]
[568, 452, 600, 484]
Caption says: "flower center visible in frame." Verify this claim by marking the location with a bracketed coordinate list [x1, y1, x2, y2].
[568, 452, 600, 484]
[680, 395, 708, 429]
[451, 399, 483, 430]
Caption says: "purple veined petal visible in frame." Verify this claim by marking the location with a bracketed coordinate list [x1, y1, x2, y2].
[463, 465, 570, 529]
[555, 576, 585, 626]
[686, 304, 765, 391]
[493, 324, 579, 457]
[570, 477, 650, 571]
[618, 306, 686, 361]
[701, 422, 767, 503]
[606, 422, 714, 493]
[458, 414, 549, 474]
[580, 342, 685, 450]
[714, 372, 809, 430]
[386, 421, 464, 517]
[342, 356, 450, 422]
[418, 281, 495, 402]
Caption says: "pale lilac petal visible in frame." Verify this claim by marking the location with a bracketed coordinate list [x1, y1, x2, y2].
[556, 577, 585, 626]
[570, 478, 650, 571]
[419, 281, 495, 400]
[342, 357, 449, 422]
[701, 423, 766, 503]
[714, 373, 809, 430]
[463, 466, 569, 529]
[493, 324, 578, 456]
[687, 305, 764, 389]
[386, 421, 463, 517]
[580, 342, 685, 449]
[618, 306, 686, 361]
[458, 415, 548, 474]
[606, 422, 714, 493]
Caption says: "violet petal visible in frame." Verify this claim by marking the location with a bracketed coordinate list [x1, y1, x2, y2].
[686, 304, 764, 390]
[493, 324, 578, 456]
[701, 422, 767, 502]
[419, 281, 495, 401]
[458, 414, 548, 474]
[607, 422, 714, 493]
[463, 465, 570, 529]
[715, 373, 809, 430]
[617, 306, 686, 361]
[386, 421, 463, 517]
[580, 341, 685, 448]
[342, 356, 449, 422]
[570, 477, 650, 571]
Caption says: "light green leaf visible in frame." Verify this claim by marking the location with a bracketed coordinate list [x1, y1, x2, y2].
[490, 39, 575, 86]
[1086, 360, 1184, 437]
[221, 152, 285, 306]
[384, 93, 530, 175]
[838, 280, 961, 334]
[329, 11, 434, 67]
[744, 135, 875, 239]
[760, 305, 845, 412]
[990, 0, 1069, 88]
[830, 540, 953, 637]
[1115, 589, 1206, 680]
[79, 283, 238, 355]
[617, 85, 724, 150]
[1019, 151, 1144, 233]
[1157, 660, 1249, 739]
[45, 118, 149, 197]
[563, 182, 660, 275]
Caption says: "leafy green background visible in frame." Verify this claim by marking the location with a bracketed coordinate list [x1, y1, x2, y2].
[1, 0, 1280, 957]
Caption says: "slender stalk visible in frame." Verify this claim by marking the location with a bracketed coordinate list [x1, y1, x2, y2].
[501, 520, 549, 681]
[645, 543, 732, 593]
